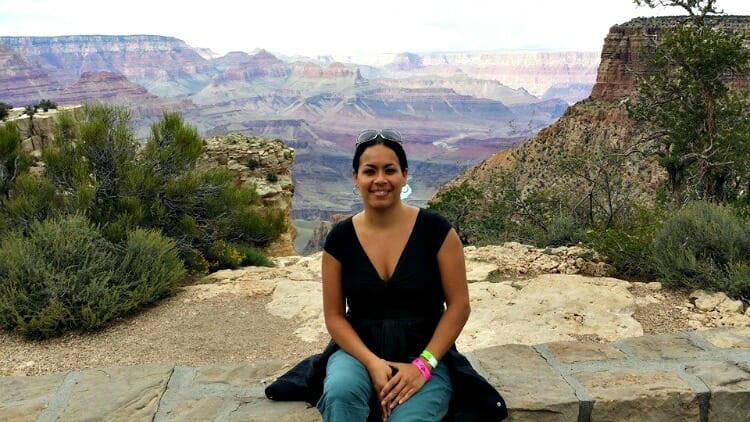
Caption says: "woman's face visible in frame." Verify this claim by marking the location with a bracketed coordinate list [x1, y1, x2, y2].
[353, 144, 408, 210]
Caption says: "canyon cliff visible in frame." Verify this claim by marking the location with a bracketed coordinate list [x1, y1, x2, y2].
[0, 35, 598, 223]
[444, 16, 750, 205]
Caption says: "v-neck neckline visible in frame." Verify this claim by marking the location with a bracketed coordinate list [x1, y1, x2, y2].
[352, 208, 422, 283]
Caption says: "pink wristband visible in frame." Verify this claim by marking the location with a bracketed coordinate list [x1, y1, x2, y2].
[412, 358, 432, 381]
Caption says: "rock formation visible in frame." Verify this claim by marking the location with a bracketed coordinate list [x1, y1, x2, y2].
[56, 71, 196, 120]
[592, 15, 750, 101]
[0, 35, 213, 97]
[202, 244, 750, 348]
[198, 133, 297, 256]
[443, 15, 750, 204]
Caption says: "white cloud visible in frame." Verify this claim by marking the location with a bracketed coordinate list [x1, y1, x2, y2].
[1, 0, 749, 57]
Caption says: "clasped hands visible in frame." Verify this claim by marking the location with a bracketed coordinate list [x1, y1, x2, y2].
[368, 358, 429, 421]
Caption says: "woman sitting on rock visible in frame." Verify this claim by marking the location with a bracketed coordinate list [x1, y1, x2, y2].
[266, 129, 506, 421]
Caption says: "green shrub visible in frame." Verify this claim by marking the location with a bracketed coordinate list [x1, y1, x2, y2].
[205, 239, 244, 271]
[246, 159, 261, 170]
[237, 245, 274, 267]
[0, 122, 32, 200]
[0, 215, 183, 338]
[266, 173, 279, 183]
[542, 215, 586, 247]
[182, 248, 210, 274]
[585, 205, 666, 279]
[39, 105, 286, 271]
[116, 228, 185, 307]
[0, 102, 11, 120]
[652, 201, 750, 297]
[36, 99, 57, 112]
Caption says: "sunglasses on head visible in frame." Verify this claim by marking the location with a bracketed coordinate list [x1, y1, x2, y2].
[355, 129, 403, 146]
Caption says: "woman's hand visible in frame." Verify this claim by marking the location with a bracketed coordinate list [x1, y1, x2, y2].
[365, 359, 398, 419]
[379, 360, 428, 414]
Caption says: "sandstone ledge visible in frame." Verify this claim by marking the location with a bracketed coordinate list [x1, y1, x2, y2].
[2, 327, 749, 421]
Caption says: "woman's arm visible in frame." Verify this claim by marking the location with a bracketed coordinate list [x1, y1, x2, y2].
[381, 228, 469, 408]
[421, 227, 471, 360]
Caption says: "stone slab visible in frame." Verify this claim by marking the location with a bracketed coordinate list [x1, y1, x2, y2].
[687, 361, 750, 421]
[546, 341, 627, 364]
[701, 326, 750, 349]
[231, 398, 321, 421]
[193, 361, 286, 387]
[472, 344, 578, 421]
[575, 369, 699, 421]
[621, 333, 707, 360]
[160, 396, 226, 421]
[0, 373, 64, 421]
[58, 364, 173, 421]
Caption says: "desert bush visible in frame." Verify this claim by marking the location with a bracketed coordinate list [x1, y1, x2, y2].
[38, 104, 285, 272]
[0, 173, 58, 235]
[0, 215, 183, 338]
[542, 215, 586, 247]
[0, 122, 32, 200]
[0, 102, 11, 120]
[36, 99, 57, 112]
[115, 228, 185, 307]
[585, 205, 666, 279]
[205, 239, 244, 271]
[652, 201, 750, 297]
[236, 245, 275, 267]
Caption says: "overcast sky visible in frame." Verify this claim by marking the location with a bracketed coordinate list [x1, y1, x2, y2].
[2, 0, 750, 62]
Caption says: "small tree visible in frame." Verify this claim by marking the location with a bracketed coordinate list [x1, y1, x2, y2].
[0, 123, 32, 201]
[0, 102, 11, 120]
[628, 0, 750, 204]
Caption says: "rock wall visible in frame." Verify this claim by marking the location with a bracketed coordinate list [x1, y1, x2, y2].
[199, 133, 297, 256]
[442, 15, 750, 204]
[1, 106, 83, 156]
[591, 15, 750, 101]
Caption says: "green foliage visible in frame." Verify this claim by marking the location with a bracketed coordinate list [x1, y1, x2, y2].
[0, 173, 58, 235]
[246, 159, 261, 170]
[142, 112, 204, 178]
[428, 182, 486, 244]
[266, 173, 279, 183]
[236, 245, 274, 267]
[544, 215, 585, 247]
[585, 205, 667, 279]
[36, 99, 57, 112]
[116, 228, 185, 307]
[36, 105, 285, 269]
[0, 122, 32, 201]
[627, 3, 750, 204]
[0, 102, 11, 120]
[0, 215, 183, 338]
[428, 168, 573, 246]
[204, 239, 244, 271]
[652, 201, 750, 297]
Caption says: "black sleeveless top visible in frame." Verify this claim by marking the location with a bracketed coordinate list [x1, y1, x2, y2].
[324, 208, 450, 363]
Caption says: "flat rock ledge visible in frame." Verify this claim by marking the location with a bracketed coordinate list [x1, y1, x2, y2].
[2, 327, 749, 421]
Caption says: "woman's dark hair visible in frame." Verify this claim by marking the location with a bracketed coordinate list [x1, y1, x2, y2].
[352, 137, 408, 172]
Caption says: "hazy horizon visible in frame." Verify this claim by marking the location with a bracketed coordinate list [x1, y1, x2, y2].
[3, 0, 750, 61]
